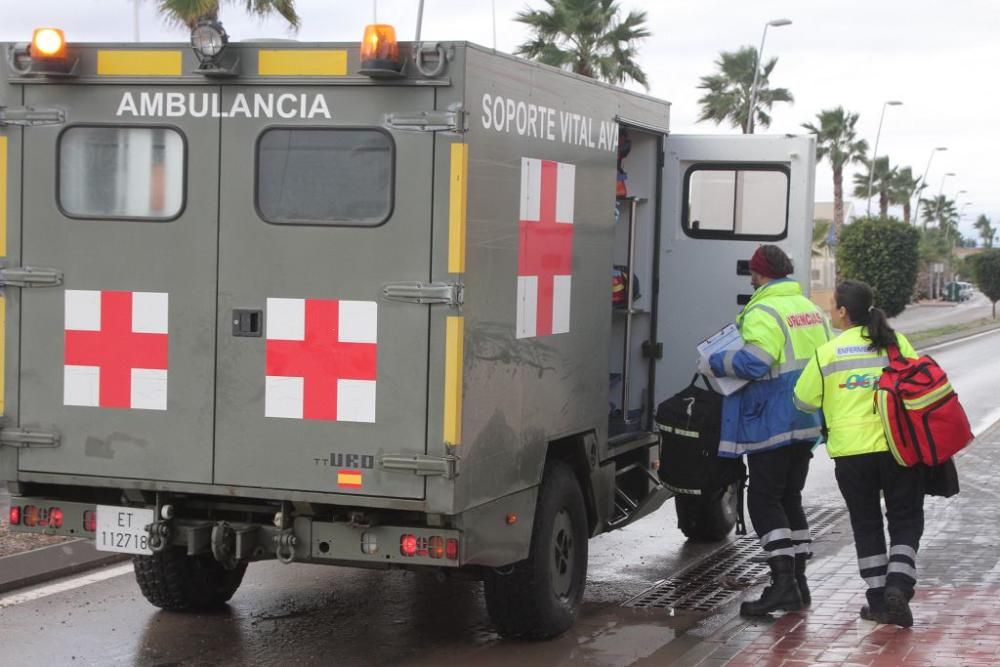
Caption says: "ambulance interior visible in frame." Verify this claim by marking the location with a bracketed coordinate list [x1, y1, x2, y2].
[608, 126, 658, 439]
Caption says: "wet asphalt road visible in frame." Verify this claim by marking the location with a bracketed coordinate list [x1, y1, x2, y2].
[0, 331, 997, 666]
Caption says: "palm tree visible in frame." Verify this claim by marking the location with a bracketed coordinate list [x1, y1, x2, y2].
[515, 0, 650, 88]
[697, 46, 793, 134]
[801, 107, 868, 240]
[974, 214, 995, 248]
[889, 166, 920, 225]
[158, 0, 299, 29]
[852, 156, 896, 218]
[920, 195, 958, 231]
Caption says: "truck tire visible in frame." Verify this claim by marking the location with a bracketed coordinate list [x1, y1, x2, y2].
[483, 462, 588, 640]
[133, 549, 248, 611]
[675, 481, 738, 542]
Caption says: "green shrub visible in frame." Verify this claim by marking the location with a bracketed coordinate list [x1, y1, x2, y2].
[837, 216, 919, 317]
[970, 250, 1000, 319]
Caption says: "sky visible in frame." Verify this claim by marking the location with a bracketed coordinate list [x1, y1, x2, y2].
[2, 0, 997, 243]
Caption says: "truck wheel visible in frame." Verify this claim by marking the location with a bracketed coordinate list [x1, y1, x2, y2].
[133, 548, 248, 611]
[675, 481, 738, 542]
[483, 462, 588, 640]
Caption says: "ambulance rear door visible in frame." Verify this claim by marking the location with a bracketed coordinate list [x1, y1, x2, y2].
[211, 85, 433, 499]
[655, 134, 816, 404]
[17, 84, 221, 483]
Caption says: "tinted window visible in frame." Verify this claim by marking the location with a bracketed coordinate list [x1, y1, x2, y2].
[683, 165, 789, 240]
[59, 126, 185, 220]
[256, 128, 393, 226]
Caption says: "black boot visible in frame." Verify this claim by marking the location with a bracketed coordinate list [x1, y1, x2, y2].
[884, 585, 914, 628]
[740, 556, 803, 616]
[794, 553, 810, 607]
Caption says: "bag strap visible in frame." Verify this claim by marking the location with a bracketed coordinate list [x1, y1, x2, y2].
[886, 343, 904, 364]
[816, 350, 828, 440]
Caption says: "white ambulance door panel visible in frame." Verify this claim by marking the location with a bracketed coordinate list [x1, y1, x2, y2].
[655, 134, 816, 404]
[18, 85, 221, 483]
[212, 87, 433, 499]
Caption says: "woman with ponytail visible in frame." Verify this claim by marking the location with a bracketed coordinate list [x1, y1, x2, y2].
[793, 280, 924, 628]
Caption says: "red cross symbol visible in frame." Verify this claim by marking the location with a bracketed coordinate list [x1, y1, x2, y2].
[266, 300, 377, 421]
[64, 291, 169, 409]
[518, 159, 574, 337]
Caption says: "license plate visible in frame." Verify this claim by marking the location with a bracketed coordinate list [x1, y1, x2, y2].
[95, 505, 155, 555]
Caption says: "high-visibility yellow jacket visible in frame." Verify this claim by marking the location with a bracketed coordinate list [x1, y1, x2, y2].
[793, 325, 917, 458]
[708, 279, 832, 457]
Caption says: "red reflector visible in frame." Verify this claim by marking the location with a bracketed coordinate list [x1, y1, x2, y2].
[446, 538, 459, 560]
[23, 505, 39, 527]
[83, 510, 97, 532]
[9, 506, 21, 525]
[428, 536, 445, 559]
[49, 507, 64, 529]
[400, 534, 417, 557]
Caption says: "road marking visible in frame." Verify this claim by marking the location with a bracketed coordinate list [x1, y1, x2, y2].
[921, 327, 1000, 353]
[0, 562, 133, 609]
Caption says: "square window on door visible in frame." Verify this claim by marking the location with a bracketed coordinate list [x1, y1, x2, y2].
[256, 128, 394, 226]
[682, 165, 789, 240]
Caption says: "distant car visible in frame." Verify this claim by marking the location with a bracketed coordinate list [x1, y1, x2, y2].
[959, 282, 974, 301]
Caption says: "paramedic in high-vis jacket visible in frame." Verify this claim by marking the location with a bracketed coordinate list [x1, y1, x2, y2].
[705, 245, 832, 616]
[793, 280, 923, 628]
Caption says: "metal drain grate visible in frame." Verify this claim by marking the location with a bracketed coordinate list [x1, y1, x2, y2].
[624, 506, 847, 612]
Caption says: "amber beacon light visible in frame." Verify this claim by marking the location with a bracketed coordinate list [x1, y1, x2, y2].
[31, 28, 67, 59]
[359, 24, 403, 77]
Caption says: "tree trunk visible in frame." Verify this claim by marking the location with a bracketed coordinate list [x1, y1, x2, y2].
[833, 167, 844, 237]
[880, 190, 889, 218]
[903, 201, 911, 225]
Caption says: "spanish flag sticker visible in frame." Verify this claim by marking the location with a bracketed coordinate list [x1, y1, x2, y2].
[337, 469, 363, 489]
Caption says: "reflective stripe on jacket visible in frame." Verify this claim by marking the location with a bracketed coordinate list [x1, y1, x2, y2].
[709, 279, 832, 457]
[792, 326, 917, 458]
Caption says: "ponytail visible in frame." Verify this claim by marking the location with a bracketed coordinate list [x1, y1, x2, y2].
[835, 280, 899, 351]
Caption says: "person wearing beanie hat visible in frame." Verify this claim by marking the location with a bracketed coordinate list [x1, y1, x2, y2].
[705, 244, 832, 616]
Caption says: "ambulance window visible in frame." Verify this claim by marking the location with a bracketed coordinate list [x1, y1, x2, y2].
[256, 128, 393, 226]
[682, 165, 789, 240]
[59, 126, 185, 220]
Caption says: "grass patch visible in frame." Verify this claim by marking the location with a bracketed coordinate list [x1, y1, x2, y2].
[908, 317, 999, 344]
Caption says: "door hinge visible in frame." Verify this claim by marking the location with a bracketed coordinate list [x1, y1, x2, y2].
[0, 105, 66, 126]
[0, 266, 64, 288]
[642, 341, 663, 359]
[0, 428, 61, 449]
[385, 104, 464, 133]
[382, 281, 463, 307]
[380, 454, 458, 479]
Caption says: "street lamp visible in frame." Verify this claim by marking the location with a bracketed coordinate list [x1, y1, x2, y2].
[913, 146, 947, 225]
[865, 100, 903, 216]
[747, 18, 792, 134]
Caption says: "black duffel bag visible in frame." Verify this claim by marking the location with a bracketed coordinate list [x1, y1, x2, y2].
[655, 375, 747, 528]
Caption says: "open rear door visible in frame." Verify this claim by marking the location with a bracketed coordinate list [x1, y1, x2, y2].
[655, 134, 816, 404]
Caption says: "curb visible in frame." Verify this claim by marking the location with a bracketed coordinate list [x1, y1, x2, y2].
[0, 539, 129, 594]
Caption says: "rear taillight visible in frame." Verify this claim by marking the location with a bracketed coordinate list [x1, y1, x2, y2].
[428, 536, 445, 559]
[446, 538, 459, 561]
[400, 534, 417, 557]
[49, 507, 64, 529]
[23, 505, 40, 527]
[9, 506, 21, 525]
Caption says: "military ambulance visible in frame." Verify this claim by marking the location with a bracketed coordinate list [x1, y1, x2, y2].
[0, 23, 814, 638]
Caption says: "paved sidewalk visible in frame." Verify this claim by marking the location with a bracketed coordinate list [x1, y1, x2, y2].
[679, 421, 1000, 667]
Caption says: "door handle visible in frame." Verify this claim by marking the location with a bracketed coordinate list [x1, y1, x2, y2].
[232, 309, 263, 337]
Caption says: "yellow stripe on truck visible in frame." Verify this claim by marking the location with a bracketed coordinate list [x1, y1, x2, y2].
[0, 135, 6, 414]
[448, 143, 468, 274]
[443, 316, 464, 446]
[97, 50, 183, 76]
[258, 50, 348, 76]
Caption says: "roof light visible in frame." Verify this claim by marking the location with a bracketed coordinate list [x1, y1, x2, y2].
[32, 28, 66, 59]
[359, 24, 403, 78]
[191, 20, 228, 61]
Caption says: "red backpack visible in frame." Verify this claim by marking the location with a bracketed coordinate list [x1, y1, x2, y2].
[874, 345, 974, 467]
